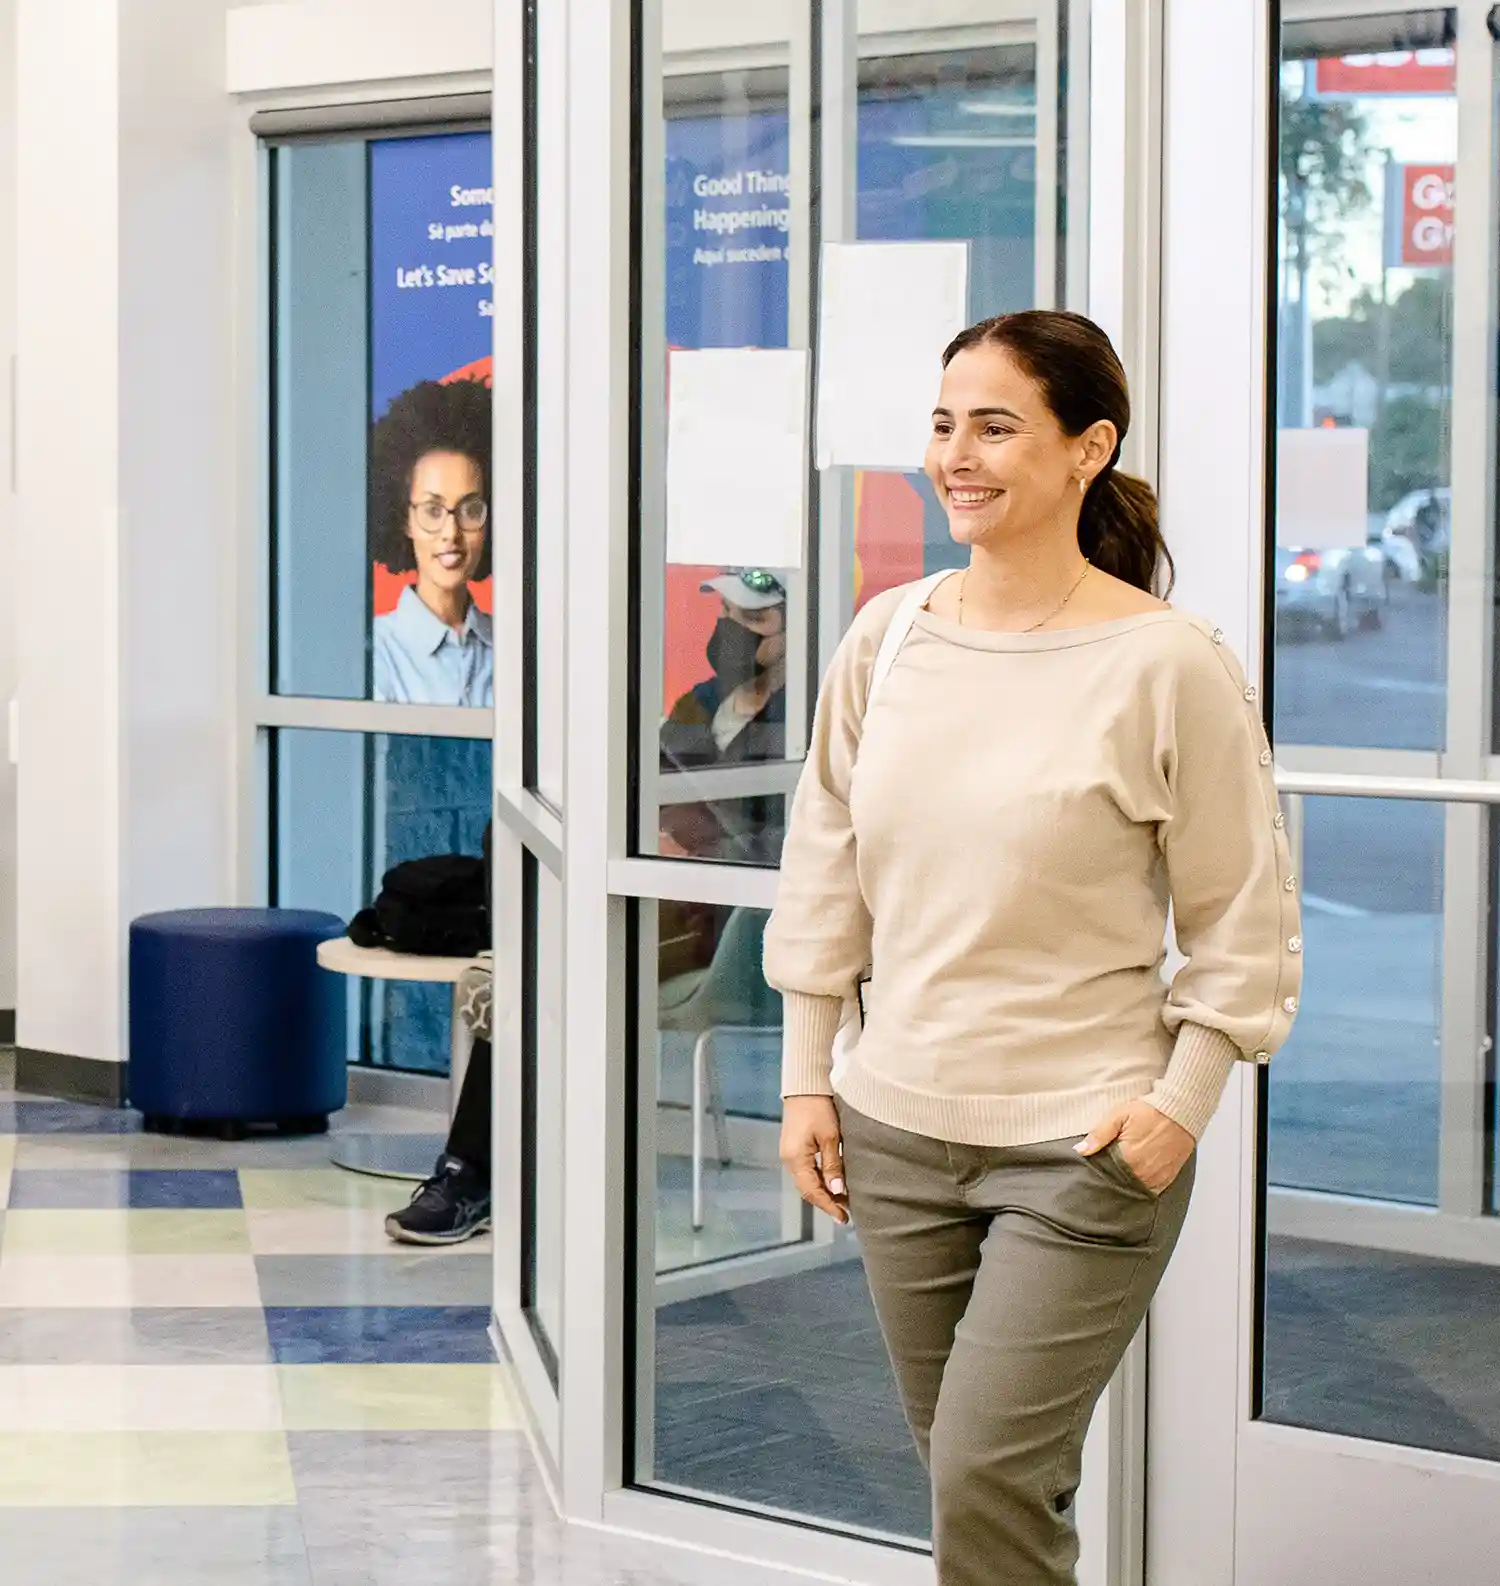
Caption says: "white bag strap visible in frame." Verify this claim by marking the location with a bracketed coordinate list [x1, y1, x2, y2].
[831, 571, 951, 1078]
[866, 571, 952, 713]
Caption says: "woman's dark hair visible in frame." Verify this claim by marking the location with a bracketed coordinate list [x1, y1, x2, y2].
[940, 310, 1173, 596]
[369, 377, 493, 577]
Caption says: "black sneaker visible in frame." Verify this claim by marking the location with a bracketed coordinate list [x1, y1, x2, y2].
[385, 1155, 491, 1246]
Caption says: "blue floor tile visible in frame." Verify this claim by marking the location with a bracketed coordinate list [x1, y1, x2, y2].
[264, 1305, 496, 1365]
[0, 1100, 141, 1136]
[7, 1169, 243, 1209]
[129, 1169, 244, 1208]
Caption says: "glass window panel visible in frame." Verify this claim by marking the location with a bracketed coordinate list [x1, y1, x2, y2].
[1271, 28, 1456, 752]
[524, 0, 562, 810]
[1261, 1224, 1500, 1461]
[523, 854, 564, 1370]
[271, 728, 491, 1073]
[645, 13, 802, 869]
[271, 131, 496, 709]
[635, 898, 928, 1539]
[1256, 799, 1500, 1462]
[272, 141, 370, 702]
[639, 4, 1079, 867]
[844, 32, 1049, 621]
[1266, 796, 1443, 1205]
[533, 471, 564, 810]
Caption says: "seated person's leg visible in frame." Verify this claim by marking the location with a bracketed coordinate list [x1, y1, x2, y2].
[386, 1038, 492, 1246]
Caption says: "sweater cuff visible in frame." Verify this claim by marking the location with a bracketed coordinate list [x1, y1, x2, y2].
[1146, 1023, 1242, 1140]
[780, 993, 843, 1097]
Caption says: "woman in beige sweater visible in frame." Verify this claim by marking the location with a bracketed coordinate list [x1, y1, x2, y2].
[765, 310, 1300, 1584]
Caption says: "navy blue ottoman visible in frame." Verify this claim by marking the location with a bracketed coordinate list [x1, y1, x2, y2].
[129, 908, 348, 1139]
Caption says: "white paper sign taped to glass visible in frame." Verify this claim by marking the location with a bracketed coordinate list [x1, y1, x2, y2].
[666, 348, 809, 571]
[816, 241, 970, 473]
[1275, 427, 1370, 550]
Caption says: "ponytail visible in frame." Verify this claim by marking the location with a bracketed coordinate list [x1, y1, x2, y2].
[1080, 466, 1174, 597]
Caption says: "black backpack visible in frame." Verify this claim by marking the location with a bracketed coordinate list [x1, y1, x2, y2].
[348, 826, 491, 957]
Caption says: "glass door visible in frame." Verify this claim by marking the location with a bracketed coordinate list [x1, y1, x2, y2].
[610, 0, 1135, 1576]
[1152, 5, 1500, 1579]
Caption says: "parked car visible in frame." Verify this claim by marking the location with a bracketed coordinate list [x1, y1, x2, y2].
[1275, 542, 1389, 639]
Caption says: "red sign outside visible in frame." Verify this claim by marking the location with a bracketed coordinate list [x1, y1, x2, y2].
[1315, 51, 1456, 96]
[1398, 163, 1454, 267]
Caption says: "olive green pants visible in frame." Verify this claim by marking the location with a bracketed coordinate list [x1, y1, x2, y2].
[838, 1102, 1194, 1586]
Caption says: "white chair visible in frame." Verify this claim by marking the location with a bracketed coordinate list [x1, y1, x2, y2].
[657, 907, 781, 1229]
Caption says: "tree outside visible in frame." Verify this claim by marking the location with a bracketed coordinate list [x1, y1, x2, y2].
[1280, 75, 1451, 515]
[1278, 88, 1372, 425]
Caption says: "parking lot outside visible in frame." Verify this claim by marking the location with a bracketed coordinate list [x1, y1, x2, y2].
[1269, 581, 1451, 1202]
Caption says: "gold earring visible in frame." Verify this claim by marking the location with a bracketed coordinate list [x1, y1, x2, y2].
[1078, 475, 1088, 494]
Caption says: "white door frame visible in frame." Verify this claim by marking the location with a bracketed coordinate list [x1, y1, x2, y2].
[525, 1, 1170, 1581]
[1149, 3, 1500, 1582]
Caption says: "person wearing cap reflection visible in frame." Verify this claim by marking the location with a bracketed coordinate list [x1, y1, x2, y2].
[665, 569, 787, 762]
[659, 568, 788, 866]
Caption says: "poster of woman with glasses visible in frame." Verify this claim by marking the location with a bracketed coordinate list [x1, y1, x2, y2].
[369, 130, 495, 708]
[369, 375, 494, 706]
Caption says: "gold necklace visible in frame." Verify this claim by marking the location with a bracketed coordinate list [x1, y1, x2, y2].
[958, 560, 1092, 632]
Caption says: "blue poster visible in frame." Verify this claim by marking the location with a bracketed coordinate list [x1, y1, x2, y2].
[661, 89, 1037, 357]
[370, 132, 496, 413]
[665, 109, 792, 350]
[368, 131, 496, 1073]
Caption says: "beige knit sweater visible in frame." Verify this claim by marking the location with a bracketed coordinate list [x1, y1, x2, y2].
[763, 584, 1302, 1144]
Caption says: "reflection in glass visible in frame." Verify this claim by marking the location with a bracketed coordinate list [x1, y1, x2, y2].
[645, 24, 1062, 866]
[640, 900, 929, 1537]
[272, 729, 491, 1073]
[658, 568, 789, 865]
[652, 47, 798, 867]
[1266, 796, 1442, 1204]
[847, 43, 1045, 621]
[1270, 32, 1455, 750]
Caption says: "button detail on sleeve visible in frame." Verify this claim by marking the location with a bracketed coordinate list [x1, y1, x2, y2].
[1254, 1050, 1270, 1064]
[1259, 749, 1273, 766]
[1288, 935, 1303, 954]
[1274, 813, 1286, 829]
[1212, 628, 1225, 644]
[1244, 685, 1259, 703]
[1284, 875, 1297, 891]
[1283, 997, 1299, 1014]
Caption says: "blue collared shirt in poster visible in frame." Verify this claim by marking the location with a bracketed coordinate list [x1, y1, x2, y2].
[373, 585, 494, 706]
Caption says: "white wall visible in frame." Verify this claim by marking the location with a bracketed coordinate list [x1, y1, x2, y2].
[0, 0, 16, 1018]
[14, 0, 236, 1064]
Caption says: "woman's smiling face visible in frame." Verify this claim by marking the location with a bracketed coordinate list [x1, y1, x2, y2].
[407, 450, 487, 594]
[925, 343, 1098, 550]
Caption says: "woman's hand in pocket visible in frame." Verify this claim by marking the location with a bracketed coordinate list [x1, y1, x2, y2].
[780, 1095, 849, 1224]
[1075, 1101, 1194, 1195]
